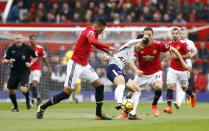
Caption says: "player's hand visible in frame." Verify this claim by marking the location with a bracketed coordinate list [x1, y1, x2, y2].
[25, 62, 31, 68]
[48, 68, 53, 74]
[9, 59, 15, 64]
[108, 50, 114, 56]
[161, 61, 165, 67]
[109, 47, 118, 54]
[136, 70, 143, 77]
[183, 63, 192, 72]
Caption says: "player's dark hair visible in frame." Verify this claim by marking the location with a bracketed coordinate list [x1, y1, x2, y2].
[29, 35, 36, 40]
[143, 27, 153, 34]
[94, 19, 106, 26]
[172, 28, 180, 33]
[136, 34, 144, 39]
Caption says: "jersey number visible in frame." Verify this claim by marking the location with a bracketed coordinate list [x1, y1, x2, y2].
[118, 56, 127, 64]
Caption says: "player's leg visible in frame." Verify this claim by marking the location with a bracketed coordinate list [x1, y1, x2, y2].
[81, 64, 111, 120]
[7, 74, 19, 111]
[36, 60, 80, 119]
[125, 79, 141, 120]
[30, 70, 42, 106]
[164, 68, 177, 114]
[179, 71, 196, 108]
[19, 70, 31, 109]
[175, 82, 186, 109]
[69, 91, 73, 102]
[75, 82, 81, 103]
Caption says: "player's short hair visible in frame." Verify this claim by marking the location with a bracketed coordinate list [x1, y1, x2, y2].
[143, 27, 153, 34]
[94, 19, 106, 26]
[172, 28, 180, 33]
[136, 34, 144, 39]
[29, 35, 36, 39]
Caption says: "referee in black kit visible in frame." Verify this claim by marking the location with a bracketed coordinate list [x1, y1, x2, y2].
[2, 33, 38, 112]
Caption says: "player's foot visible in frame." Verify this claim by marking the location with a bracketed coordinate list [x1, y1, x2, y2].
[11, 107, 19, 112]
[31, 99, 34, 107]
[128, 114, 142, 120]
[27, 104, 31, 110]
[191, 93, 196, 108]
[94, 114, 112, 120]
[36, 98, 42, 107]
[174, 102, 180, 109]
[187, 96, 191, 104]
[115, 103, 122, 110]
[36, 105, 45, 119]
[75, 98, 78, 103]
[163, 106, 172, 114]
[152, 105, 160, 117]
[117, 112, 128, 118]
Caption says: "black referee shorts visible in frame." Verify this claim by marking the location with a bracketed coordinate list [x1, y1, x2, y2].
[7, 70, 30, 90]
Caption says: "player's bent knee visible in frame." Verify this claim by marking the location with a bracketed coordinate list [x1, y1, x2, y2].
[91, 79, 102, 88]
[182, 87, 188, 92]
[8, 89, 16, 95]
[113, 75, 125, 86]
[154, 81, 162, 90]
[167, 84, 175, 89]
[20, 86, 28, 93]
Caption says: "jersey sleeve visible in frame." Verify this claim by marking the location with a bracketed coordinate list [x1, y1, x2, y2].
[4, 47, 12, 60]
[40, 48, 47, 58]
[190, 41, 197, 52]
[134, 52, 139, 57]
[28, 46, 38, 58]
[85, 30, 109, 53]
[183, 42, 191, 54]
[160, 41, 170, 52]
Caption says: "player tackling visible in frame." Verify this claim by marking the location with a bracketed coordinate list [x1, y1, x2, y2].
[36, 19, 117, 120]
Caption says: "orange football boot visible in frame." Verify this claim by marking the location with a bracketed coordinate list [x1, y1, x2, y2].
[163, 106, 172, 114]
[191, 93, 196, 108]
[152, 105, 160, 117]
[117, 112, 128, 118]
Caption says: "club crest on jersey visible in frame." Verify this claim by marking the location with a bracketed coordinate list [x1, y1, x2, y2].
[88, 31, 94, 35]
[36, 50, 39, 54]
[153, 50, 157, 54]
[176, 46, 180, 50]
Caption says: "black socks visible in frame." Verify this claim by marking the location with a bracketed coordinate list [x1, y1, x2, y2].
[9, 94, 18, 109]
[152, 90, 162, 105]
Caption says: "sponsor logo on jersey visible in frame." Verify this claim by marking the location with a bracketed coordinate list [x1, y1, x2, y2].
[142, 55, 154, 61]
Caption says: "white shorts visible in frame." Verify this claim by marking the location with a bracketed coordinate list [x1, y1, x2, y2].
[64, 59, 99, 89]
[134, 71, 162, 90]
[167, 67, 189, 87]
[29, 70, 41, 84]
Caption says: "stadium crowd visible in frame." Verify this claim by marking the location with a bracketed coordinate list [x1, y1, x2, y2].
[4, 0, 209, 24]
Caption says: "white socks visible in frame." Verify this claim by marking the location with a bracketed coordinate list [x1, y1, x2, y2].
[115, 85, 126, 103]
[130, 92, 141, 115]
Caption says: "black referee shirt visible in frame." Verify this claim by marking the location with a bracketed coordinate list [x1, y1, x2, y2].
[4, 43, 38, 72]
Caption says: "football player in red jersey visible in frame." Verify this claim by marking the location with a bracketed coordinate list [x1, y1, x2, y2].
[163, 28, 196, 114]
[36, 19, 117, 120]
[124, 27, 191, 118]
[29, 35, 52, 107]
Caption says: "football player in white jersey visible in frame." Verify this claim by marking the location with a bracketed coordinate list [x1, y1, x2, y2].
[106, 34, 148, 120]
[174, 28, 197, 109]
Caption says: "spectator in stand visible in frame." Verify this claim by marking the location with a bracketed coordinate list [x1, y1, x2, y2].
[152, 10, 161, 23]
[82, 9, 93, 23]
[142, 6, 152, 22]
[113, 13, 120, 24]
[51, 2, 60, 23]
[181, 0, 192, 21]
[201, 4, 209, 22]
[60, 2, 71, 20]
[192, 67, 207, 93]
[71, 12, 81, 22]
[44, 12, 56, 22]
[60, 14, 68, 23]
[167, 0, 180, 13]
[192, 0, 203, 14]
[21, 12, 31, 22]
[73, 1, 85, 19]
[158, 3, 166, 16]
[162, 13, 171, 23]
[35, 2, 46, 22]
[173, 13, 187, 24]
[7, 0, 23, 22]
[197, 42, 209, 59]
[94, 8, 106, 21]
[188, 9, 197, 23]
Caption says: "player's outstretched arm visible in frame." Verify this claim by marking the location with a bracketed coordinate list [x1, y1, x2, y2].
[130, 57, 143, 77]
[170, 47, 192, 71]
[86, 34, 109, 51]
[26, 57, 38, 68]
[43, 57, 53, 74]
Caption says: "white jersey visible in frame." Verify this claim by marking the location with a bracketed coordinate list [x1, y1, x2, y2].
[184, 39, 197, 67]
[109, 39, 142, 70]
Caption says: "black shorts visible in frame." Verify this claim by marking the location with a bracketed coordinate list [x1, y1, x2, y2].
[7, 70, 30, 90]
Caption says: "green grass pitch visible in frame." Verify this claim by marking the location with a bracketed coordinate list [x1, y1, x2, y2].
[0, 101, 209, 131]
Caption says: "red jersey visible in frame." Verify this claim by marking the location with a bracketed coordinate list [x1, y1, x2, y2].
[30, 45, 46, 71]
[135, 40, 170, 75]
[71, 25, 110, 66]
[169, 40, 191, 71]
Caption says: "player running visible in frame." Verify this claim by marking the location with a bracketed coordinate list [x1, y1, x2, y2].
[128, 27, 191, 117]
[106, 34, 148, 120]
[36, 19, 117, 120]
[174, 28, 197, 109]
[29, 35, 52, 107]
[163, 28, 196, 114]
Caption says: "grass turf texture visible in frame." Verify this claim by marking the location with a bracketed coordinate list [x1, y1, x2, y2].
[0, 102, 209, 131]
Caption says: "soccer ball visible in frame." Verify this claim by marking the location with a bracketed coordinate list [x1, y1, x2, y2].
[121, 99, 134, 113]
